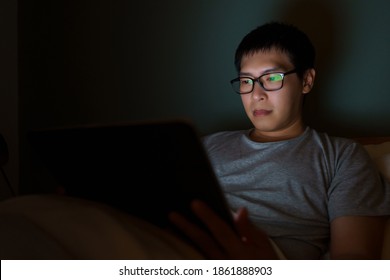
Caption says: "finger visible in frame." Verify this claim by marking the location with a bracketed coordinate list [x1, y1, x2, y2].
[191, 200, 243, 253]
[234, 208, 277, 259]
[168, 211, 225, 259]
[234, 207, 258, 244]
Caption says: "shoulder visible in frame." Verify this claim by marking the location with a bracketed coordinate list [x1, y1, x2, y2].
[306, 128, 354, 146]
[306, 128, 365, 156]
[300, 128, 375, 171]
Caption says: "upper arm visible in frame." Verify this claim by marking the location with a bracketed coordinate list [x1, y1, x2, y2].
[330, 215, 388, 259]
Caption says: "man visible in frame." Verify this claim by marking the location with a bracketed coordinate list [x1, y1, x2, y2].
[169, 21, 390, 259]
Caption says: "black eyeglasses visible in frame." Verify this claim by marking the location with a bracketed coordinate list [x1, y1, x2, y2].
[230, 69, 297, 94]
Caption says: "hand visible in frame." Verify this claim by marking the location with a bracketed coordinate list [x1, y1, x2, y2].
[169, 200, 278, 259]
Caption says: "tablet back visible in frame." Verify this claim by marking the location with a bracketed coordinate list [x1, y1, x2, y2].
[27, 119, 234, 231]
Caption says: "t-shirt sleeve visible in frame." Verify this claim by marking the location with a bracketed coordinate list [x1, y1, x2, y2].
[327, 141, 390, 221]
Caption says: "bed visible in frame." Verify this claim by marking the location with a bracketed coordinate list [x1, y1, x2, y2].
[0, 136, 389, 259]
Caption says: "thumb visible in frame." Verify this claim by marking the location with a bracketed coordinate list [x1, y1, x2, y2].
[234, 207, 256, 243]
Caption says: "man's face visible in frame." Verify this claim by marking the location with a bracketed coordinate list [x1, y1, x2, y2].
[239, 49, 314, 139]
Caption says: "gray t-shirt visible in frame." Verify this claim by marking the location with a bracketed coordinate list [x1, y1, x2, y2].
[202, 127, 390, 259]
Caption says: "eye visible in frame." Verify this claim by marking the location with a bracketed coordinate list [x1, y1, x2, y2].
[267, 74, 283, 82]
[240, 78, 253, 85]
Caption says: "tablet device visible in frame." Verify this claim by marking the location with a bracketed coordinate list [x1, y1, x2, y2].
[27, 119, 235, 233]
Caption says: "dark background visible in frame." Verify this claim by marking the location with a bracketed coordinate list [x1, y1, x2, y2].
[1, 0, 390, 196]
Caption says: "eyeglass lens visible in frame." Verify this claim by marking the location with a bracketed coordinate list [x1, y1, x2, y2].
[232, 73, 284, 93]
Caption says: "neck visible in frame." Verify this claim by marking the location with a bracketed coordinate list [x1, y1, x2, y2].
[250, 122, 306, 143]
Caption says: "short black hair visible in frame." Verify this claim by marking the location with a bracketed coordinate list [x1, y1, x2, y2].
[234, 21, 316, 78]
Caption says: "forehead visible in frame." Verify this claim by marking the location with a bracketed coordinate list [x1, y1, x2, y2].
[240, 49, 293, 71]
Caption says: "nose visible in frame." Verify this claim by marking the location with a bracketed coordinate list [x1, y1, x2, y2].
[252, 80, 267, 100]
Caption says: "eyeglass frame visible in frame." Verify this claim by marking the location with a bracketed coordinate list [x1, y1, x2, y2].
[230, 69, 297, 94]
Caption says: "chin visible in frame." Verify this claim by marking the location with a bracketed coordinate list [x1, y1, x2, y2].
[251, 119, 276, 132]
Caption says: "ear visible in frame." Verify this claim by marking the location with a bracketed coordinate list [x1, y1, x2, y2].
[302, 68, 316, 94]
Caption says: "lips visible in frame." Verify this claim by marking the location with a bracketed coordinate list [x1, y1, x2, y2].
[253, 109, 272, 116]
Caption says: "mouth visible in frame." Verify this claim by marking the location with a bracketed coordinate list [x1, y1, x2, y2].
[253, 109, 272, 117]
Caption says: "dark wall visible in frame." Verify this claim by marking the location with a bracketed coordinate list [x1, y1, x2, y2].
[19, 0, 390, 192]
[19, 0, 390, 135]
[0, 0, 17, 199]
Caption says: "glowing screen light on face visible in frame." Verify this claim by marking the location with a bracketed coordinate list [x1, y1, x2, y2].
[268, 73, 283, 82]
